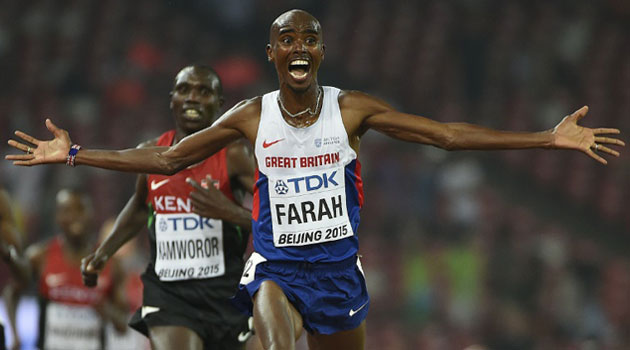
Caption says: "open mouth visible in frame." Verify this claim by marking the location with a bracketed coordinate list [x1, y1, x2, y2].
[183, 108, 202, 119]
[288, 59, 310, 80]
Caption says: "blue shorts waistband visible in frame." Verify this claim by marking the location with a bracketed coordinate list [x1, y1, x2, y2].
[263, 255, 358, 273]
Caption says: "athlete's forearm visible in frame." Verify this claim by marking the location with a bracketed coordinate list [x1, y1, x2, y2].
[75, 147, 183, 174]
[225, 205, 253, 232]
[443, 123, 554, 150]
[365, 109, 555, 151]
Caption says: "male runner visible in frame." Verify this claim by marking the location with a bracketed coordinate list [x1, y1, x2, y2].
[4, 188, 128, 350]
[0, 187, 29, 350]
[79, 65, 258, 350]
[6, 9, 625, 350]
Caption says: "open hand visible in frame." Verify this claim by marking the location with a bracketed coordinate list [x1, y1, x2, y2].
[552, 106, 625, 164]
[5, 119, 71, 166]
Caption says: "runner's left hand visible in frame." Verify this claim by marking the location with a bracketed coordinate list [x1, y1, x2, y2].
[552, 106, 625, 164]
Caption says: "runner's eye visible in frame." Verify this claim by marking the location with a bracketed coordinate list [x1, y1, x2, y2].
[176, 85, 189, 94]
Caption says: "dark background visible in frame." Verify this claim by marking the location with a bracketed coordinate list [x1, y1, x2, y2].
[1, 1, 629, 349]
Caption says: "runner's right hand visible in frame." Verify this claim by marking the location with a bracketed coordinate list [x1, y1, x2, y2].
[81, 251, 108, 287]
[6, 119, 72, 166]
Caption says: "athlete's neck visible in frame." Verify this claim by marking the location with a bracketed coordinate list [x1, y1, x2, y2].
[278, 84, 320, 113]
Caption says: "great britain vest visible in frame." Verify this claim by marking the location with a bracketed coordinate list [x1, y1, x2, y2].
[253, 86, 363, 263]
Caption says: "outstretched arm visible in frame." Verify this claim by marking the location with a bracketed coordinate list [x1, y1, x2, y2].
[341, 91, 624, 164]
[82, 172, 149, 287]
[6, 98, 261, 173]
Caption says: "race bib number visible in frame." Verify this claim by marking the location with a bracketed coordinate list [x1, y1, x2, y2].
[154, 213, 225, 281]
[269, 167, 354, 247]
[239, 252, 267, 286]
[44, 302, 102, 350]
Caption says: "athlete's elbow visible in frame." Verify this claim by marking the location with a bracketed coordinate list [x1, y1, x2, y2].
[437, 127, 458, 151]
[156, 154, 181, 175]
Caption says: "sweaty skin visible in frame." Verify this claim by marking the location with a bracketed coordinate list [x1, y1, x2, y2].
[5, 9, 625, 350]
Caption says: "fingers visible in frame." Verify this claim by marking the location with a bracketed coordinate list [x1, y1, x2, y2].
[13, 131, 41, 145]
[81, 255, 101, 288]
[593, 128, 621, 135]
[585, 148, 608, 165]
[595, 136, 625, 147]
[596, 144, 620, 157]
[7, 139, 33, 153]
[186, 177, 205, 192]
[45, 118, 64, 138]
[5, 154, 35, 161]
[80, 256, 91, 272]
[570, 106, 589, 121]
[189, 190, 207, 205]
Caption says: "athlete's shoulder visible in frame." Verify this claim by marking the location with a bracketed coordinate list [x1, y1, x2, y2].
[222, 97, 263, 121]
[338, 90, 393, 113]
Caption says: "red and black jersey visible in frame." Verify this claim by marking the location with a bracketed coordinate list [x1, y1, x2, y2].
[38, 237, 113, 350]
[140, 130, 249, 324]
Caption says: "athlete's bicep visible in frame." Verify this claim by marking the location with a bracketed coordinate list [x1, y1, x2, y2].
[364, 111, 453, 147]
[341, 90, 453, 148]
[162, 98, 260, 171]
[165, 123, 243, 171]
[129, 173, 150, 217]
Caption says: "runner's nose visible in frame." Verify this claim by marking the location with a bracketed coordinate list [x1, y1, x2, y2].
[293, 39, 307, 53]
[185, 88, 201, 103]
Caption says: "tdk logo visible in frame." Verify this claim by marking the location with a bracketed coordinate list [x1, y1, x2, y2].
[275, 180, 289, 195]
[159, 216, 214, 231]
[159, 218, 168, 231]
[286, 171, 338, 194]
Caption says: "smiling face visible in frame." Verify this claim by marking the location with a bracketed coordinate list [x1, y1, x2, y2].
[267, 10, 325, 92]
[170, 66, 224, 135]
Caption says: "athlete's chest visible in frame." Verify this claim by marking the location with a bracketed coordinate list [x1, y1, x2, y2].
[146, 151, 230, 213]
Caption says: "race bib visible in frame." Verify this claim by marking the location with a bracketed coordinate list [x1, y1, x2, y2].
[239, 252, 268, 285]
[154, 213, 225, 281]
[43, 302, 102, 350]
[268, 166, 354, 247]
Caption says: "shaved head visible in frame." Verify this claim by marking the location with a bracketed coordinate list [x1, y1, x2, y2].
[174, 65, 223, 97]
[270, 9, 322, 43]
